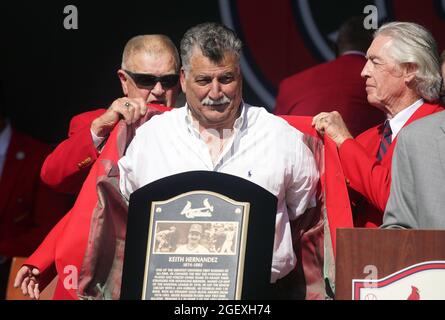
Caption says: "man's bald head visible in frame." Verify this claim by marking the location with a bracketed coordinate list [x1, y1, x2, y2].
[121, 35, 180, 72]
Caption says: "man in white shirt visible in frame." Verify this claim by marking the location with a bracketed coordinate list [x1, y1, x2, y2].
[119, 22, 319, 284]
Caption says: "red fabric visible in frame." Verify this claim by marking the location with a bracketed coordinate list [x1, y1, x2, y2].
[280, 115, 353, 256]
[0, 129, 72, 257]
[275, 54, 385, 137]
[40, 109, 106, 194]
[26, 104, 170, 300]
[279, 115, 352, 299]
[339, 103, 443, 228]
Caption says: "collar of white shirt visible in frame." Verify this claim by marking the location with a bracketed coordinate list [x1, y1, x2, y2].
[184, 101, 247, 166]
[184, 101, 246, 135]
[388, 98, 423, 140]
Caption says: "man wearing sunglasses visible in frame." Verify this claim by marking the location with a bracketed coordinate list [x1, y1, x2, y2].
[40, 34, 181, 194]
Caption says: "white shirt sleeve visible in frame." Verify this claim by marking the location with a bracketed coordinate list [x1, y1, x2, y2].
[270, 132, 319, 283]
[118, 135, 140, 201]
[90, 129, 107, 151]
[286, 137, 319, 221]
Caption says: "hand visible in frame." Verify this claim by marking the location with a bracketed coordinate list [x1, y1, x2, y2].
[312, 111, 353, 147]
[91, 97, 147, 137]
[14, 265, 41, 300]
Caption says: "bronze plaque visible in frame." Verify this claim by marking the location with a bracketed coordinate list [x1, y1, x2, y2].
[142, 191, 250, 300]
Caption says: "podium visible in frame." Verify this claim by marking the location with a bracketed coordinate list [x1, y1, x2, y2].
[121, 171, 277, 300]
[335, 228, 445, 300]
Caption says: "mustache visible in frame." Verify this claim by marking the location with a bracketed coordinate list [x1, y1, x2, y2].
[201, 95, 231, 106]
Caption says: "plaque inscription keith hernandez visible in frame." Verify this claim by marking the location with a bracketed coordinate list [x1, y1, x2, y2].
[142, 191, 250, 300]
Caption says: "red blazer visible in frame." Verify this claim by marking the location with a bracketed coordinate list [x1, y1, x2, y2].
[0, 128, 72, 257]
[338, 102, 443, 227]
[40, 109, 106, 194]
[275, 54, 385, 137]
[26, 105, 170, 300]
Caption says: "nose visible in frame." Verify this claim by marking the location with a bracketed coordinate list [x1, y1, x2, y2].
[361, 60, 371, 79]
[151, 81, 165, 96]
[209, 78, 223, 100]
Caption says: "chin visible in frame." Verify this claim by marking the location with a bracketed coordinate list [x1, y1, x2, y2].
[205, 104, 229, 113]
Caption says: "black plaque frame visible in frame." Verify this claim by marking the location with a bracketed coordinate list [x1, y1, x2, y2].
[121, 171, 277, 300]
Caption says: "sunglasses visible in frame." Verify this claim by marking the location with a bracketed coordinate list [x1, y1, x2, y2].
[124, 70, 179, 88]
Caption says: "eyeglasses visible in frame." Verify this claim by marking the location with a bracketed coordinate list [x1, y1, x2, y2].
[124, 70, 179, 89]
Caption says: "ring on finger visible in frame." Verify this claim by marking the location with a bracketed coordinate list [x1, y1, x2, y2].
[124, 102, 131, 108]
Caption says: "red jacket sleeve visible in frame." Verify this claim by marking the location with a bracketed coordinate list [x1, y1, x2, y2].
[337, 103, 444, 215]
[40, 109, 106, 194]
[338, 138, 390, 213]
[23, 211, 71, 290]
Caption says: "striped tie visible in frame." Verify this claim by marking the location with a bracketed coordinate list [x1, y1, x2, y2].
[377, 120, 392, 161]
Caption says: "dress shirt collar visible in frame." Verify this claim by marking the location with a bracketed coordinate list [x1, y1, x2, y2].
[184, 102, 247, 169]
[387, 98, 423, 139]
[184, 101, 246, 136]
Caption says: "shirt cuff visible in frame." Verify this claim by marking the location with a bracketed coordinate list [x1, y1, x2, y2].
[91, 129, 107, 150]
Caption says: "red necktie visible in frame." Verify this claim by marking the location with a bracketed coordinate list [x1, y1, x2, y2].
[377, 120, 392, 161]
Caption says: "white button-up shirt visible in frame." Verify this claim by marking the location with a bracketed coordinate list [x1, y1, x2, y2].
[388, 98, 423, 141]
[119, 103, 319, 282]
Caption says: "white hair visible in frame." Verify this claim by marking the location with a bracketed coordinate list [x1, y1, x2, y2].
[375, 22, 441, 102]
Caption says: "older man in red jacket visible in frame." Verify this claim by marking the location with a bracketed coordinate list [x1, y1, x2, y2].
[13, 34, 181, 299]
[40, 34, 181, 194]
[14, 104, 171, 300]
[313, 21, 444, 228]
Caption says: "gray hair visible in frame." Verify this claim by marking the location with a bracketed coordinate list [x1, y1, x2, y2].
[180, 22, 242, 72]
[121, 35, 180, 72]
[375, 22, 441, 102]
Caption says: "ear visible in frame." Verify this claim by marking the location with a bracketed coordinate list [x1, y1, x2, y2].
[117, 69, 129, 96]
[180, 68, 187, 93]
[403, 62, 417, 84]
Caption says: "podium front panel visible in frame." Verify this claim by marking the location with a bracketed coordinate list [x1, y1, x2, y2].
[336, 228, 445, 300]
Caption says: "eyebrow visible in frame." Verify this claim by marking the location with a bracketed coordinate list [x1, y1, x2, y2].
[367, 54, 385, 62]
[220, 72, 235, 77]
[195, 75, 211, 79]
